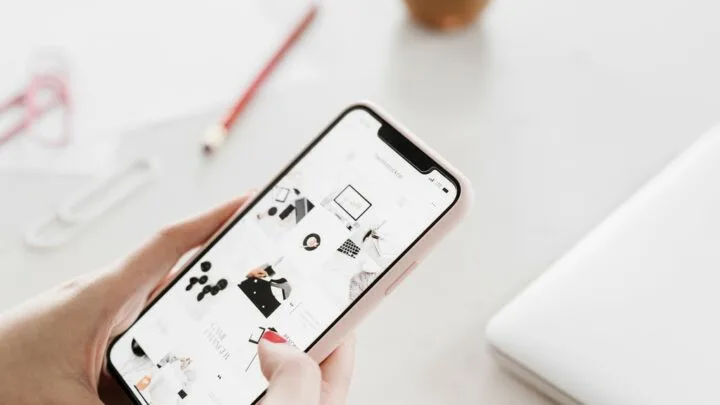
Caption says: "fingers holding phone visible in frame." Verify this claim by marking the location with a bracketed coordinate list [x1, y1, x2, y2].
[258, 332, 355, 405]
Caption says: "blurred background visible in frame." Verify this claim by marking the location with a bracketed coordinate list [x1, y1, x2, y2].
[2, 0, 720, 403]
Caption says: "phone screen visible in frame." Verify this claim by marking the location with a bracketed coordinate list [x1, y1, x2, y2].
[109, 106, 459, 405]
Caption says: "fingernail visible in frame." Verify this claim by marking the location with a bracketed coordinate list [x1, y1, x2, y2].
[262, 330, 287, 344]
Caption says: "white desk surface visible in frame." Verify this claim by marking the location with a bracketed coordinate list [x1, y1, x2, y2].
[2, 0, 720, 403]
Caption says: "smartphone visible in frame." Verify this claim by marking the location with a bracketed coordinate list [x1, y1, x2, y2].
[107, 103, 472, 405]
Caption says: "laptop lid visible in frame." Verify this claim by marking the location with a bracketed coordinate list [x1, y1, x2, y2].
[486, 126, 720, 405]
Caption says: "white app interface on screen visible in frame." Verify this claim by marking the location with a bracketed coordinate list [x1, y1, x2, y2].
[110, 109, 458, 405]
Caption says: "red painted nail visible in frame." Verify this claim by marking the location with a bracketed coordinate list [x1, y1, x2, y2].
[262, 330, 287, 344]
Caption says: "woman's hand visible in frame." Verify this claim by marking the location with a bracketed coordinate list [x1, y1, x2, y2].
[258, 331, 355, 405]
[0, 196, 252, 404]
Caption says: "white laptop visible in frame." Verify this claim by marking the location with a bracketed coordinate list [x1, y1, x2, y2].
[486, 126, 720, 405]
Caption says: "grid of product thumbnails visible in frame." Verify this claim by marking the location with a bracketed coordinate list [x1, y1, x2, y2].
[112, 163, 418, 405]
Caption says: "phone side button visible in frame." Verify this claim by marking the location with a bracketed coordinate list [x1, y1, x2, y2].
[385, 261, 419, 296]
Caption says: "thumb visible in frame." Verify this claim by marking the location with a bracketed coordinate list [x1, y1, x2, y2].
[111, 195, 252, 302]
[258, 332, 321, 405]
[86, 194, 253, 336]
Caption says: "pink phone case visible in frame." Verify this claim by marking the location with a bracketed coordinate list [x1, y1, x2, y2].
[164, 101, 473, 367]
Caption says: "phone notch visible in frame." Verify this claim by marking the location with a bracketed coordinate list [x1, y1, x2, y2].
[377, 124, 435, 174]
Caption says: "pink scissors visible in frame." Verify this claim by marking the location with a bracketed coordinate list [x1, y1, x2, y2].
[0, 58, 72, 148]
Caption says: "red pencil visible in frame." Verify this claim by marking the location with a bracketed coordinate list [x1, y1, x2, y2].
[202, 5, 318, 154]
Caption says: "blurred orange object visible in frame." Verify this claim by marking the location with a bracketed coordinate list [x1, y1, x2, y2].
[135, 375, 152, 390]
[404, 0, 490, 30]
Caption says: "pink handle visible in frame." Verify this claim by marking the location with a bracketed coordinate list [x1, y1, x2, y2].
[0, 91, 32, 146]
[0, 72, 72, 147]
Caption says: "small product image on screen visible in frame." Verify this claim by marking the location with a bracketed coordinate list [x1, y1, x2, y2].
[109, 108, 459, 405]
